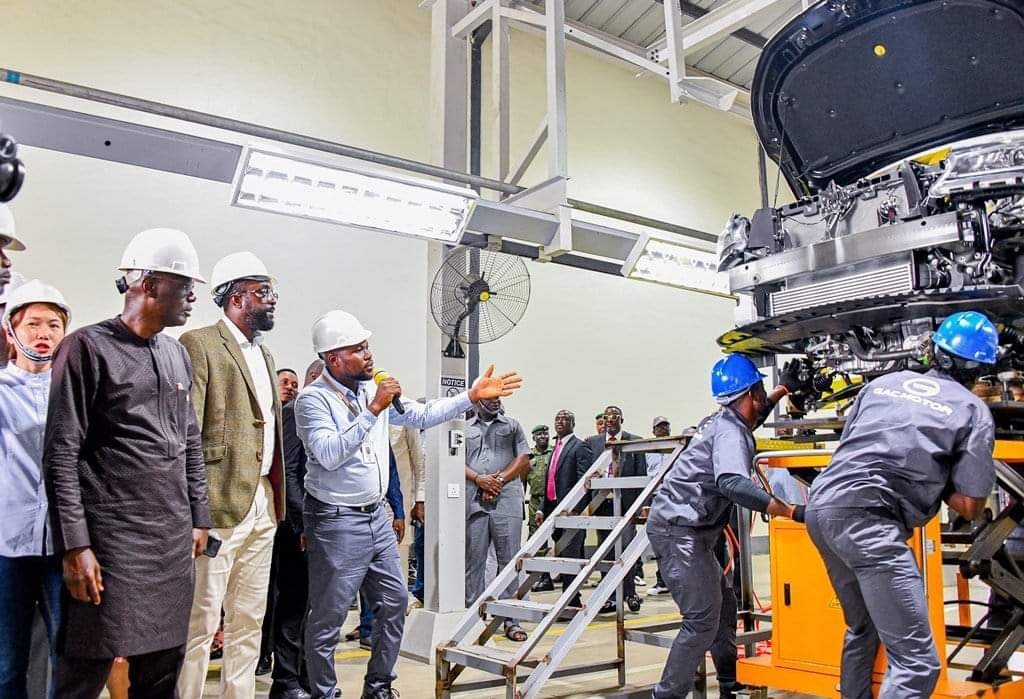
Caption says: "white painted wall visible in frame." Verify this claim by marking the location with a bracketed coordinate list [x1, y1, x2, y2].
[1, 0, 761, 433]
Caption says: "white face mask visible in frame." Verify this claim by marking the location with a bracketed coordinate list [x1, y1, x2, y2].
[4, 318, 55, 364]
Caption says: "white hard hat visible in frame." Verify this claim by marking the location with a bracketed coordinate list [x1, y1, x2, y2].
[3, 279, 71, 325]
[312, 310, 372, 355]
[210, 251, 273, 292]
[0, 204, 26, 251]
[118, 228, 206, 283]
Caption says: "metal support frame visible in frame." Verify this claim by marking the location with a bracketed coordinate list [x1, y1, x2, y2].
[508, 117, 547, 188]
[498, 2, 752, 119]
[403, 0, 471, 663]
[648, 0, 787, 62]
[491, 0, 510, 184]
[662, 0, 739, 111]
[953, 460, 1024, 682]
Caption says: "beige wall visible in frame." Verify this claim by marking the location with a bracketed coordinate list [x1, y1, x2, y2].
[1, 0, 762, 431]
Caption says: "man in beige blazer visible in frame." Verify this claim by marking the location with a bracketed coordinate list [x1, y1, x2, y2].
[177, 252, 286, 699]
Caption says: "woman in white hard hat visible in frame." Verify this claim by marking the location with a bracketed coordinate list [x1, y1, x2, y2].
[0, 280, 70, 698]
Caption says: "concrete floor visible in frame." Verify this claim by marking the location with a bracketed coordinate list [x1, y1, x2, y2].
[187, 556, 1022, 698]
[197, 560, 806, 699]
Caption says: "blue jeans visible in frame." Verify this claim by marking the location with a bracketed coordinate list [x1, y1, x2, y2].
[411, 522, 424, 603]
[0, 554, 62, 699]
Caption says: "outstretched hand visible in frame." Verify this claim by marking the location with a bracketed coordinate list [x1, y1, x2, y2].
[468, 365, 522, 402]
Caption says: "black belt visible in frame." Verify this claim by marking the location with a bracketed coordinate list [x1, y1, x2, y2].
[344, 500, 383, 514]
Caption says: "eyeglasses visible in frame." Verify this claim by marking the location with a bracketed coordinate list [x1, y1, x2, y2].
[243, 286, 279, 301]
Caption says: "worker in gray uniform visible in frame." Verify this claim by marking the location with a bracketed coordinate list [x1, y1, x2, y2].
[647, 353, 809, 699]
[806, 310, 999, 698]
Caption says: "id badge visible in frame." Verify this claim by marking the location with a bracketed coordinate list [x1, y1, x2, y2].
[361, 441, 378, 464]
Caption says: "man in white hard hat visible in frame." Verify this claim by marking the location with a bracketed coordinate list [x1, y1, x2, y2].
[296, 310, 522, 699]
[44, 228, 212, 699]
[177, 251, 287, 699]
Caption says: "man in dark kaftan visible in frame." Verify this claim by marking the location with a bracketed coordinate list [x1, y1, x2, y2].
[43, 228, 212, 698]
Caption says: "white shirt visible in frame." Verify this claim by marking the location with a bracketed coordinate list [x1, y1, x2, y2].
[0, 363, 54, 556]
[225, 317, 276, 475]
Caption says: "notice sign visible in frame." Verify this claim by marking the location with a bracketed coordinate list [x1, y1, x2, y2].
[440, 375, 466, 398]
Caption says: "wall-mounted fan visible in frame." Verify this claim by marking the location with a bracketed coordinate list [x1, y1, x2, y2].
[430, 246, 531, 358]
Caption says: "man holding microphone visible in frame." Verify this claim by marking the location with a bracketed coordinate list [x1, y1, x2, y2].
[295, 310, 522, 699]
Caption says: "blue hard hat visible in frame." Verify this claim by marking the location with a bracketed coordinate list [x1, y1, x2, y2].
[711, 354, 766, 399]
[934, 311, 999, 364]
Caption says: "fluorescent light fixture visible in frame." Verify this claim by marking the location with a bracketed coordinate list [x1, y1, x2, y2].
[231, 149, 478, 243]
[622, 234, 733, 298]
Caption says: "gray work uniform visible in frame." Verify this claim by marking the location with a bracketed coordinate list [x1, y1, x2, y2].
[807, 369, 995, 698]
[646, 407, 754, 698]
[464, 415, 530, 618]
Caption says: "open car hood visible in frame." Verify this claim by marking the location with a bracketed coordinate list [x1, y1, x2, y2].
[752, 0, 1024, 195]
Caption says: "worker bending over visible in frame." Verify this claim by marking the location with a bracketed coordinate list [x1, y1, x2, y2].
[806, 310, 998, 698]
[646, 354, 808, 698]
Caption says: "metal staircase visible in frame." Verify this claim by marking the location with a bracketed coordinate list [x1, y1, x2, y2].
[436, 437, 687, 699]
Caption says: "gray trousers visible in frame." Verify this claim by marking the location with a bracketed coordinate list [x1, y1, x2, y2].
[806, 506, 940, 698]
[647, 523, 737, 698]
[466, 511, 523, 627]
[304, 497, 408, 699]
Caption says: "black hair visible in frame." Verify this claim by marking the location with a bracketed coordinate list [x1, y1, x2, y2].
[277, 368, 297, 376]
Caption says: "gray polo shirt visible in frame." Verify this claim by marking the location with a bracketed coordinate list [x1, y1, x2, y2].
[648, 407, 754, 530]
[465, 414, 530, 517]
[809, 369, 995, 532]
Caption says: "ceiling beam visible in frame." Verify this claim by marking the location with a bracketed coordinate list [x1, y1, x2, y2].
[651, 0, 772, 52]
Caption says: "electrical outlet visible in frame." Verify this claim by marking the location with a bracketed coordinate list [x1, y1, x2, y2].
[447, 483, 460, 498]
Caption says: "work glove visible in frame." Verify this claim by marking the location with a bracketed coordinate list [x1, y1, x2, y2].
[779, 358, 813, 395]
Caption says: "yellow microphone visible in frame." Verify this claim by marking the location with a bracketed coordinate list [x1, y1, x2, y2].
[373, 369, 405, 414]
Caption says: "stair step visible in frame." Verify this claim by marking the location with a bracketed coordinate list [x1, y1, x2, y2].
[554, 515, 621, 530]
[521, 556, 611, 575]
[442, 644, 517, 674]
[483, 598, 578, 623]
[589, 476, 651, 490]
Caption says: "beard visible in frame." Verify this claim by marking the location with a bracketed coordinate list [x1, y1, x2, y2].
[247, 307, 275, 332]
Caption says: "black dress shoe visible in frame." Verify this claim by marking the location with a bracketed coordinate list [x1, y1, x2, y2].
[720, 682, 747, 699]
[626, 594, 642, 612]
[532, 574, 555, 592]
[255, 657, 272, 676]
[269, 688, 312, 699]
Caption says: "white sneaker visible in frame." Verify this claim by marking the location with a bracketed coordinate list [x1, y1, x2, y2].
[647, 584, 669, 596]
[634, 576, 646, 587]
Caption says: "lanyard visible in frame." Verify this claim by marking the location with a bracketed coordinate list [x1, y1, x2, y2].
[319, 375, 385, 500]
[320, 375, 362, 418]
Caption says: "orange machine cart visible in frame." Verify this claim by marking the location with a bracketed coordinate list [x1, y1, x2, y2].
[737, 442, 1024, 697]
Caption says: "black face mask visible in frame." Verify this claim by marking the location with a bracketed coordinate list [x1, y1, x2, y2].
[946, 358, 988, 387]
[935, 346, 989, 387]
